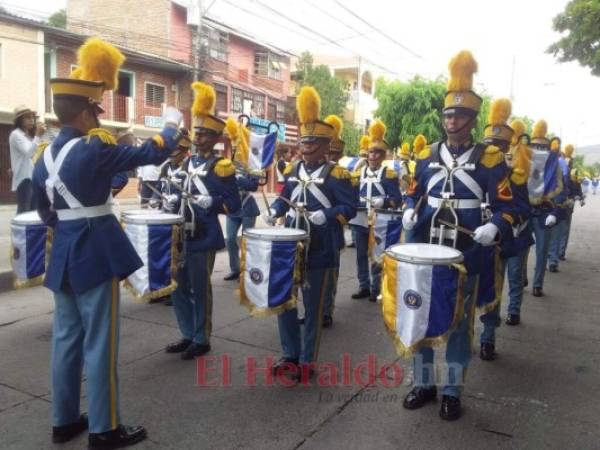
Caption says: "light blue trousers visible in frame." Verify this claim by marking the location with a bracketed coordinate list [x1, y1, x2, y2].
[531, 215, 552, 289]
[225, 215, 256, 274]
[52, 279, 121, 433]
[172, 250, 216, 345]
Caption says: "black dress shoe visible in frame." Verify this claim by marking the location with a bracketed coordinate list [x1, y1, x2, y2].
[369, 293, 378, 303]
[88, 424, 147, 450]
[505, 314, 520, 326]
[52, 413, 88, 443]
[322, 315, 333, 328]
[298, 316, 305, 325]
[165, 339, 192, 353]
[351, 288, 370, 299]
[181, 343, 211, 360]
[224, 272, 240, 281]
[347, 242, 356, 248]
[548, 265, 558, 273]
[440, 395, 461, 421]
[272, 357, 299, 376]
[532, 287, 544, 297]
[403, 386, 437, 410]
[480, 342, 496, 361]
[559, 255, 566, 261]
[523, 279, 528, 287]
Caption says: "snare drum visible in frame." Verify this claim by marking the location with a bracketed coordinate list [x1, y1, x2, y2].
[10, 211, 50, 289]
[121, 208, 163, 219]
[369, 209, 403, 263]
[122, 213, 184, 302]
[240, 227, 308, 317]
[381, 243, 466, 357]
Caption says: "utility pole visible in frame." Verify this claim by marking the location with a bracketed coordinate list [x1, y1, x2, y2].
[192, 0, 204, 81]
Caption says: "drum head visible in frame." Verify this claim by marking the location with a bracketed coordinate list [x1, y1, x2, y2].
[124, 213, 184, 225]
[244, 227, 307, 241]
[386, 243, 463, 265]
[375, 209, 402, 218]
[12, 211, 42, 226]
[122, 209, 163, 217]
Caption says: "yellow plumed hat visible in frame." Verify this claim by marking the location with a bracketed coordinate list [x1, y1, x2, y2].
[444, 50, 482, 115]
[359, 135, 370, 157]
[324, 114, 345, 152]
[509, 118, 532, 177]
[509, 119, 527, 146]
[398, 142, 410, 160]
[483, 98, 514, 145]
[368, 119, 390, 152]
[297, 86, 334, 139]
[563, 144, 574, 158]
[191, 81, 225, 133]
[412, 134, 427, 155]
[50, 37, 125, 110]
[531, 119, 549, 146]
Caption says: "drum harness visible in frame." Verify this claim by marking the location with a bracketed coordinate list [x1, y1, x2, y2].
[426, 142, 485, 248]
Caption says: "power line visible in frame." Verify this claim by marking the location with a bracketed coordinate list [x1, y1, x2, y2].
[332, 0, 422, 60]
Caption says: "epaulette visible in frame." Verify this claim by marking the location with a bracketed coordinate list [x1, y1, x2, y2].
[480, 145, 504, 168]
[32, 142, 50, 164]
[510, 167, 528, 186]
[214, 158, 236, 177]
[86, 128, 117, 145]
[283, 163, 293, 176]
[416, 146, 431, 160]
[350, 169, 361, 187]
[385, 168, 398, 179]
[330, 165, 351, 180]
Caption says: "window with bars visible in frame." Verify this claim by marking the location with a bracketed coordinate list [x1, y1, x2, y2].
[207, 28, 228, 62]
[254, 94, 264, 118]
[254, 51, 284, 80]
[145, 82, 166, 108]
[231, 88, 243, 114]
[214, 83, 227, 114]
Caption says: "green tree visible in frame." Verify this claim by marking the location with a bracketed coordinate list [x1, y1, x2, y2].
[374, 76, 491, 148]
[48, 9, 67, 28]
[341, 119, 361, 156]
[294, 51, 348, 118]
[547, 0, 600, 76]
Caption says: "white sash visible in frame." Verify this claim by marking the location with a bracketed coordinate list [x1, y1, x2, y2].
[426, 143, 483, 200]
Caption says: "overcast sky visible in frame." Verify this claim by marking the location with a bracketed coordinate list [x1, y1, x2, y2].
[3, 0, 600, 146]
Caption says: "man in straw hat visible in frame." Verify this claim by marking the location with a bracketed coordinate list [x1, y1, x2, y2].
[32, 37, 185, 448]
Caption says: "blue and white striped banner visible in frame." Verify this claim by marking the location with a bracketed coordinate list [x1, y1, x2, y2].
[249, 131, 277, 171]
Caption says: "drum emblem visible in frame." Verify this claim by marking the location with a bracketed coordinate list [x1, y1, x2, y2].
[12, 247, 20, 260]
[249, 268, 264, 285]
[404, 290, 422, 309]
[251, 146, 260, 156]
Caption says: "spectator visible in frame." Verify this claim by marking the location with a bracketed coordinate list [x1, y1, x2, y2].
[9, 105, 46, 213]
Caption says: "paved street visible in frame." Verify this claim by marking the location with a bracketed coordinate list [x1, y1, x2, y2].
[1, 196, 599, 449]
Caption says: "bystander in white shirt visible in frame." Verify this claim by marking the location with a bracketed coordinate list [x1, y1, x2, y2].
[9, 128, 39, 191]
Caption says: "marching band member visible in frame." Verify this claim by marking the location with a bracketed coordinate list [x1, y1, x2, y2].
[151, 131, 192, 211]
[398, 142, 412, 194]
[401, 51, 516, 420]
[111, 130, 136, 197]
[276, 144, 293, 194]
[528, 120, 565, 296]
[32, 38, 184, 448]
[557, 145, 584, 260]
[264, 86, 357, 380]
[347, 135, 370, 249]
[164, 82, 240, 360]
[223, 118, 260, 282]
[349, 120, 402, 303]
[479, 103, 534, 360]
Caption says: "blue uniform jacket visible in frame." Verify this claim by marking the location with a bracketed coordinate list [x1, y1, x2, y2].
[355, 165, 403, 210]
[271, 161, 357, 269]
[230, 169, 260, 218]
[406, 142, 516, 274]
[32, 126, 180, 294]
[174, 153, 241, 252]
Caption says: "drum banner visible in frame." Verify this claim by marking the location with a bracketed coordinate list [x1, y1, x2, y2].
[123, 223, 180, 302]
[369, 214, 402, 264]
[10, 223, 49, 289]
[528, 149, 563, 205]
[476, 245, 504, 313]
[239, 237, 300, 317]
[381, 255, 467, 358]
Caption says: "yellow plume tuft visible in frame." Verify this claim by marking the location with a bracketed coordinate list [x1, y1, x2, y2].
[324, 115, 343, 140]
[447, 50, 478, 92]
[296, 86, 321, 124]
[236, 124, 250, 168]
[368, 119, 386, 142]
[413, 134, 427, 153]
[359, 135, 370, 151]
[191, 82, 216, 118]
[532, 120, 547, 139]
[72, 37, 125, 91]
[488, 98, 512, 125]
[225, 117, 239, 141]
[550, 138, 560, 151]
[563, 144, 574, 158]
[509, 119, 526, 145]
[401, 143, 410, 154]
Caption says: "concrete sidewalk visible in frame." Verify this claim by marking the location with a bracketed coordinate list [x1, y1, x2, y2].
[0, 196, 599, 449]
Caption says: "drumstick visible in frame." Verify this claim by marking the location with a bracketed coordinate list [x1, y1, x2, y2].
[410, 196, 424, 220]
[261, 189, 271, 213]
[144, 181, 169, 201]
[437, 219, 475, 236]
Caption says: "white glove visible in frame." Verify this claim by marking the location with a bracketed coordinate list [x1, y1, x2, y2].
[262, 208, 277, 226]
[193, 194, 213, 209]
[165, 194, 178, 205]
[402, 208, 417, 230]
[149, 198, 161, 209]
[473, 222, 499, 246]
[545, 214, 557, 227]
[307, 210, 327, 226]
[371, 197, 384, 208]
[163, 106, 183, 128]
